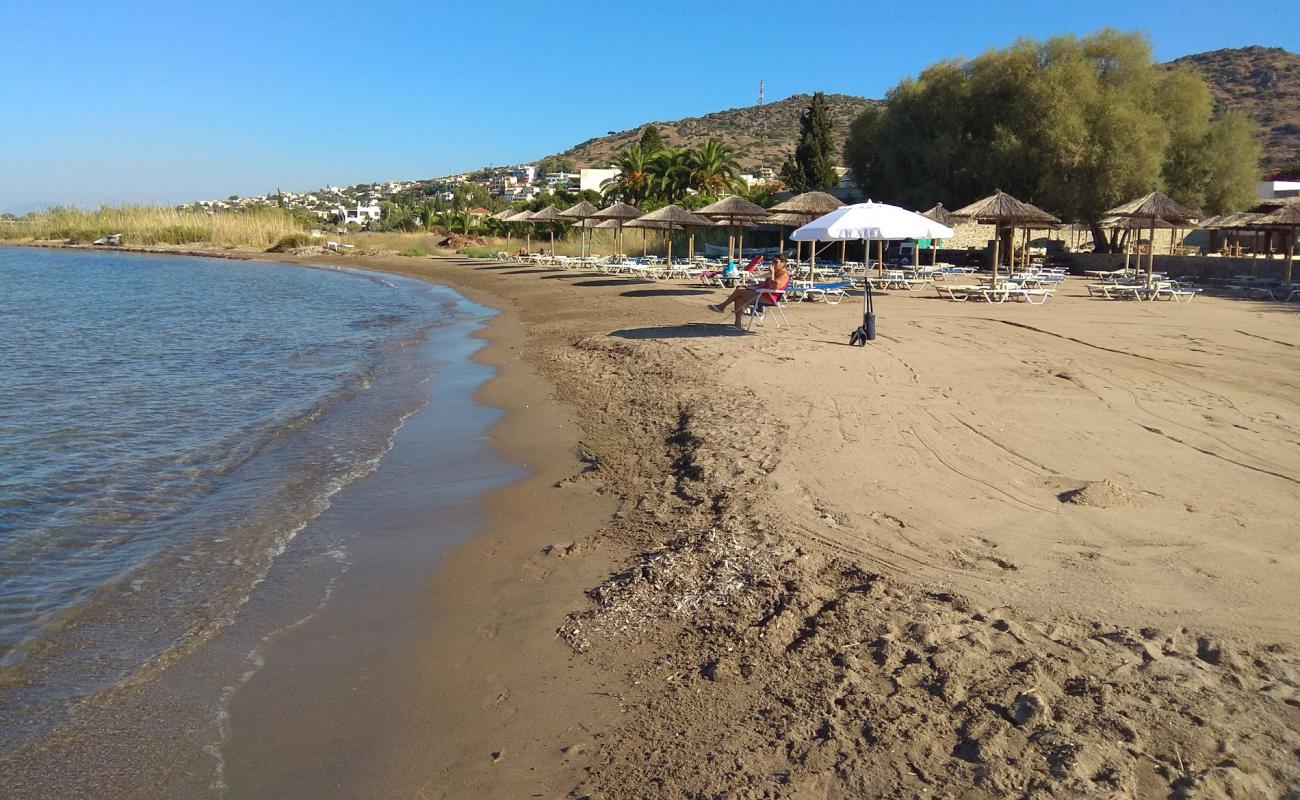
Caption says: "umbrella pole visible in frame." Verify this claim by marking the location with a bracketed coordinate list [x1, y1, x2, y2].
[1147, 218, 1155, 287]
[840, 240, 846, 265]
[550, 229, 555, 257]
[506, 230, 512, 255]
[878, 240, 884, 277]
[810, 238, 816, 278]
[992, 224, 1000, 284]
[1286, 234, 1294, 284]
[739, 228, 745, 262]
[689, 230, 695, 260]
[779, 226, 785, 256]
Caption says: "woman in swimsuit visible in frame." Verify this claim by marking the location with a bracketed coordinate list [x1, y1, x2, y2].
[708, 255, 790, 329]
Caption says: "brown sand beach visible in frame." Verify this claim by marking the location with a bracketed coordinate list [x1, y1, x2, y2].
[4, 244, 1299, 798]
[246, 251, 1300, 798]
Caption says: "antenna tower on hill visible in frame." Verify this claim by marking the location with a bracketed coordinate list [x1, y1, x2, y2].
[758, 80, 765, 105]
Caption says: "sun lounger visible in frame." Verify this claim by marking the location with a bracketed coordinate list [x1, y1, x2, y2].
[936, 284, 982, 301]
[797, 281, 851, 304]
[1010, 288, 1054, 304]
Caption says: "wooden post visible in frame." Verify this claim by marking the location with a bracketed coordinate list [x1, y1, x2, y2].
[840, 239, 847, 265]
[992, 223, 1000, 284]
[738, 227, 745, 262]
[1286, 233, 1294, 284]
[1147, 217, 1155, 287]
[878, 240, 884, 277]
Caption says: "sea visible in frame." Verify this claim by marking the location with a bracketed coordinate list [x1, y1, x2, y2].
[0, 247, 513, 793]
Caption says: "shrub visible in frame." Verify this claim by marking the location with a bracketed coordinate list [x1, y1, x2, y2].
[266, 233, 314, 252]
[461, 246, 495, 259]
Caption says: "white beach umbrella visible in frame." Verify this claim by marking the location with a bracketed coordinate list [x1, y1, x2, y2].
[792, 202, 955, 345]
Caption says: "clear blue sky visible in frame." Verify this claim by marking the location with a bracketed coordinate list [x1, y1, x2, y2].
[1, 0, 1295, 212]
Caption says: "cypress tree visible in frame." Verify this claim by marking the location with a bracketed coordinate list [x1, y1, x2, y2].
[786, 93, 839, 191]
[639, 124, 665, 153]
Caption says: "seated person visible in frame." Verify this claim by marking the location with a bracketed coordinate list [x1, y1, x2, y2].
[708, 255, 790, 328]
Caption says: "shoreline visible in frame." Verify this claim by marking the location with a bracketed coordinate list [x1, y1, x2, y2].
[3, 241, 1299, 797]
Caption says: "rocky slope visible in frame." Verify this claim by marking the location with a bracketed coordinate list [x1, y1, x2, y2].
[1170, 46, 1300, 173]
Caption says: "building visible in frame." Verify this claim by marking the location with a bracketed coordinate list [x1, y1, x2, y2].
[501, 186, 541, 204]
[1259, 180, 1300, 199]
[580, 168, 620, 194]
[489, 174, 520, 195]
[511, 164, 538, 184]
[544, 172, 580, 188]
[339, 204, 382, 224]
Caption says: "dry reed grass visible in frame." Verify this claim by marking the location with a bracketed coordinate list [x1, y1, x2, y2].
[0, 205, 308, 249]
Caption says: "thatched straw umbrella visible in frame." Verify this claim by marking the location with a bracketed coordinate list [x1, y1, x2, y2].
[591, 202, 643, 257]
[559, 200, 599, 258]
[1100, 215, 1175, 274]
[528, 205, 563, 256]
[920, 203, 956, 266]
[1016, 202, 1062, 272]
[951, 191, 1060, 283]
[1257, 202, 1300, 283]
[635, 204, 713, 265]
[696, 196, 770, 263]
[492, 207, 518, 254]
[771, 191, 845, 272]
[1102, 191, 1199, 287]
[505, 209, 535, 254]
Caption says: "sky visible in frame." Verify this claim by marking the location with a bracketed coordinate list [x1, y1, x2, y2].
[1, 0, 1296, 212]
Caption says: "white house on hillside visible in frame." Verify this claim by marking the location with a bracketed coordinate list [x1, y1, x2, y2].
[580, 168, 619, 193]
[339, 204, 382, 224]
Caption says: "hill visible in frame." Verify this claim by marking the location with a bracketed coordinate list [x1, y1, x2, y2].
[1170, 46, 1300, 172]
[549, 93, 880, 172]
[545, 48, 1299, 176]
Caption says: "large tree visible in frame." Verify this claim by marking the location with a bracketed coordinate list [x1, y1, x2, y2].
[783, 92, 839, 192]
[843, 30, 1262, 248]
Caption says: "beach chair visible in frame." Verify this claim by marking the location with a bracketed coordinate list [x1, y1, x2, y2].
[744, 288, 791, 330]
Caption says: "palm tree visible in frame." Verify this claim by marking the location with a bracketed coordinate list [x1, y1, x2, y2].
[688, 140, 742, 196]
[602, 144, 655, 206]
[432, 209, 459, 235]
[648, 147, 694, 204]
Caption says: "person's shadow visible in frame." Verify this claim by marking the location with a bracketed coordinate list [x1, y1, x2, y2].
[610, 323, 751, 340]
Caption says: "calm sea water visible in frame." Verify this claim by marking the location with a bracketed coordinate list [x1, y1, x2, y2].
[0, 248, 488, 749]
